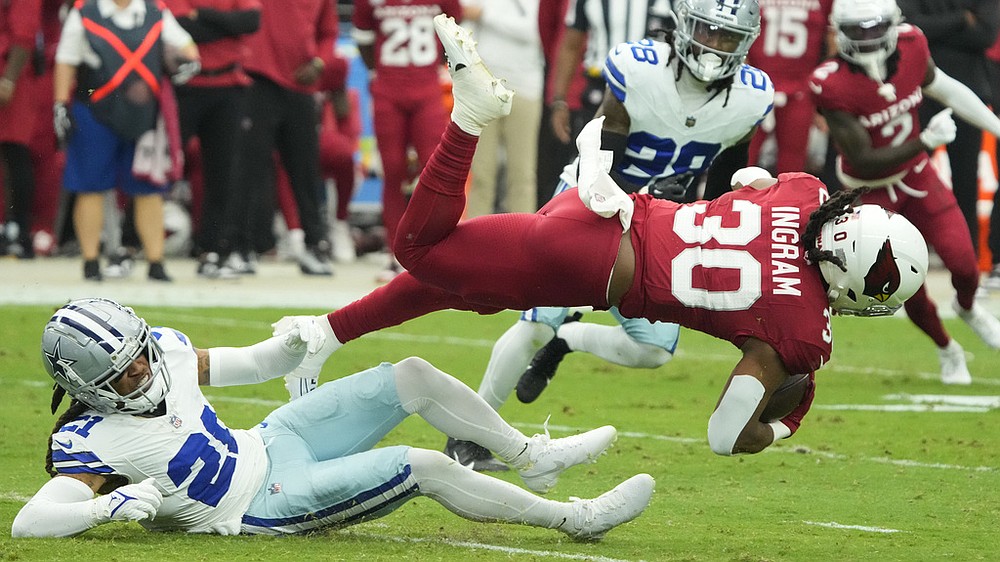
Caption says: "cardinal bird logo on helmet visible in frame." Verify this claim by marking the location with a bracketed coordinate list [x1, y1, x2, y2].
[863, 238, 901, 303]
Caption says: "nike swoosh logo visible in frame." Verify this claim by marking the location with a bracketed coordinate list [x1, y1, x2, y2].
[452, 452, 476, 470]
[54, 439, 72, 449]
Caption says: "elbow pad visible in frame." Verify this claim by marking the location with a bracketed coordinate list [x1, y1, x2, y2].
[707, 375, 765, 456]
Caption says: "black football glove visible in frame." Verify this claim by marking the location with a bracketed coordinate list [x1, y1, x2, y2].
[648, 172, 696, 202]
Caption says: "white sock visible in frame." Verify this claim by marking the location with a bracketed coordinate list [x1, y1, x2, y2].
[393, 357, 529, 464]
[407, 448, 571, 529]
[558, 322, 671, 368]
[478, 320, 555, 409]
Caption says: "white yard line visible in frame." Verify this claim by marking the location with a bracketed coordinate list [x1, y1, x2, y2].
[802, 521, 904, 534]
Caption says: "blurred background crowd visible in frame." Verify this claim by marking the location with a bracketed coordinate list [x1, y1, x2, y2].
[1, 0, 1000, 289]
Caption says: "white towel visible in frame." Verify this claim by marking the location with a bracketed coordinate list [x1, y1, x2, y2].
[575, 116, 634, 231]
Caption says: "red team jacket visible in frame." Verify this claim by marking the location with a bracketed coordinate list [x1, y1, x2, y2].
[243, 0, 338, 93]
[619, 173, 833, 376]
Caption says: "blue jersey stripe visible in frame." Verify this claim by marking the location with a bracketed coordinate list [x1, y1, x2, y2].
[604, 57, 626, 102]
[242, 466, 417, 528]
[57, 465, 115, 474]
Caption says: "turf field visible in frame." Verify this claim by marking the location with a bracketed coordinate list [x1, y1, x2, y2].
[2, 304, 999, 561]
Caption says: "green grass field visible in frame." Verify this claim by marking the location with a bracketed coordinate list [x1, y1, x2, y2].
[2, 304, 998, 561]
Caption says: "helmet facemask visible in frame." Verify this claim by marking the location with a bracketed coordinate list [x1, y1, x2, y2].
[674, 0, 760, 83]
[832, 0, 902, 82]
[42, 298, 171, 415]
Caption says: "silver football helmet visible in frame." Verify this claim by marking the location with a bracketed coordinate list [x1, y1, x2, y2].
[831, 0, 902, 78]
[817, 205, 928, 317]
[673, 0, 761, 82]
[41, 298, 170, 414]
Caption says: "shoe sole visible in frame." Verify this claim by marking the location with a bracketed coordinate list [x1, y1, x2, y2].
[433, 14, 482, 71]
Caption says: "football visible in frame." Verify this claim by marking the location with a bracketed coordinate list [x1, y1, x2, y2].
[759, 373, 811, 422]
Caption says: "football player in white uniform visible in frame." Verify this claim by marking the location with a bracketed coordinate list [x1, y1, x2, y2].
[12, 298, 654, 539]
[446, 0, 775, 470]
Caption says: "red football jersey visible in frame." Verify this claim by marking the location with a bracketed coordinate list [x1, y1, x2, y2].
[809, 24, 931, 180]
[352, 0, 462, 97]
[748, 0, 833, 85]
[620, 173, 833, 375]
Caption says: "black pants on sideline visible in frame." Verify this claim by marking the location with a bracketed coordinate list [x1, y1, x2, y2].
[230, 76, 326, 254]
[176, 84, 248, 256]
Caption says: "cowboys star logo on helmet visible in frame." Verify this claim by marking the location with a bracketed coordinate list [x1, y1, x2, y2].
[44, 340, 77, 383]
[863, 238, 902, 303]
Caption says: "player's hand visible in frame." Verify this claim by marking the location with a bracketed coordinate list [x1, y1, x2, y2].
[777, 373, 815, 435]
[97, 478, 162, 523]
[294, 58, 324, 86]
[919, 108, 956, 150]
[272, 316, 326, 355]
[550, 101, 571, 143]
[171, 59, 201, 85]
[53, 101, 76, 147]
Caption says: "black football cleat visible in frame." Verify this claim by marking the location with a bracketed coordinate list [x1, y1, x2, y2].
[443, 437, 509, 472]
[515, 312, 581, 403]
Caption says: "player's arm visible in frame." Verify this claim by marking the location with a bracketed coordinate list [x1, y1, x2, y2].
[550, 27, 587, 143]
[11, 473, 162, 538]
[820, 107, 927, 179]
[198, 316, 327, 386]
[702, 131, 754, 200]
[707, 338, 811, 455]
[921, 58, 1000, 137]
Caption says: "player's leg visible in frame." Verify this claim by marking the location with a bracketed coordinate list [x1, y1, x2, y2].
[408, 448, 655, 541]
[907, 166, 1000, 350]
[372, 94, 410, 255]
[517, 310, 676, 404]
[445, 307, 566, 470]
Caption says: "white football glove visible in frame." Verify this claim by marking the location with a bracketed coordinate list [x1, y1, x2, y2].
[96, 478, 162, 523]
[919, 108, 956, 150]
[272, 315, 326, 355]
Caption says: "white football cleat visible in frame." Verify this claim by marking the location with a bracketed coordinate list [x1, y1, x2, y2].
[952, 298, 1000, 349]
[938, 339, 972, 386]
[560, 473, 655, 541]
[433, 14, 513, 135]
[518, 425, 617, 494]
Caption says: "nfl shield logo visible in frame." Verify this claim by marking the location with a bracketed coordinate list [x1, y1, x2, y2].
[269, 482, 282, 495]
[169, 415, 182, 428]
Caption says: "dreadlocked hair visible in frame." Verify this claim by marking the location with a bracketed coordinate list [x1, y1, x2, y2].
[802, 187, 871, 272]
[45, 396, 87, 478]
[45, 390, 127, 493]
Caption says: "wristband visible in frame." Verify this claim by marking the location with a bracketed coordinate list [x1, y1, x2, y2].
[769, 421, 792, 444]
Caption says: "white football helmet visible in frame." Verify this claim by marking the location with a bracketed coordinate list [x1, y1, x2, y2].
[673, 0, 761, 82]
[817, 205, 928, 316]
[41, 298, 170, 414]
[831, 0, 902, 77]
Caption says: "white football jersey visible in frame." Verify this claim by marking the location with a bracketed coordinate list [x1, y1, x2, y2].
[560, 39, 774, 189]
[50, 328, 267, 535]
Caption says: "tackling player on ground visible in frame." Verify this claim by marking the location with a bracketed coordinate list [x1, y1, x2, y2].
[13, 297, 653, 539]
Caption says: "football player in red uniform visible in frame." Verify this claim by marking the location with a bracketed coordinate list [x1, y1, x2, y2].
[747, 0, 833, 173]
[810, 0, 1000, 385]
[275, 16, 930, 457]
[351, 0, 462, 281]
